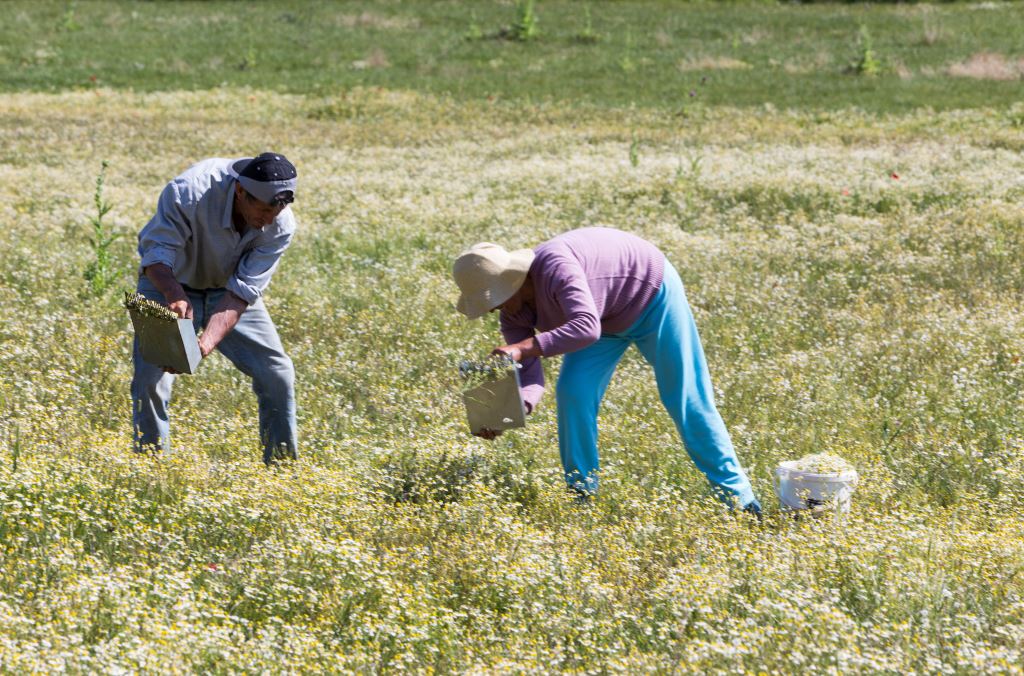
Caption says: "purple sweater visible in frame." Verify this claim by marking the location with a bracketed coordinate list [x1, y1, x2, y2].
[500, 227, 665, 411]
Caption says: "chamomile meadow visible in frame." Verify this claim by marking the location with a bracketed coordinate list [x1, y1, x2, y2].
[1, 55, 1024, 676]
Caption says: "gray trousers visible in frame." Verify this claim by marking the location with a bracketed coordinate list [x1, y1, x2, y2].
[131, 277, 297, 464]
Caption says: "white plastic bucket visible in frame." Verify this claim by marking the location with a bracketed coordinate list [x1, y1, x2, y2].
[774, 461, 858, 514]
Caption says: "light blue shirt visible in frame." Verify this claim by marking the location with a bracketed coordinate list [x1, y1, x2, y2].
[137, 158, 296, 305]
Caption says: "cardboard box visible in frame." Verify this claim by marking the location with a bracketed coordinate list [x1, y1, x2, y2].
[462, 369, 526, 434]
[128, 309, 201, 374]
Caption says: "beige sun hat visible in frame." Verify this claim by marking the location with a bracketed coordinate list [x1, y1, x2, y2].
[453, 242, 535, 319]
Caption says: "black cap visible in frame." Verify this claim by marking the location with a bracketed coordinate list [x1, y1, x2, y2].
[232, 152, 297, 206]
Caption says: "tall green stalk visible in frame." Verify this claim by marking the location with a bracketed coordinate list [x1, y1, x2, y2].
[83, 160, 120, 296]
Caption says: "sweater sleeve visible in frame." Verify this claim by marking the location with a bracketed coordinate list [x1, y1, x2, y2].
[499, 310, 544, 413]
[533, 255, 601, 357]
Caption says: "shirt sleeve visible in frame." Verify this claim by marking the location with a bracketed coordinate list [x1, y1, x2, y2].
[138, 180, 192, 271]
[227, 223, 293, 305]
[533, 255, 601, 357]
[500, 311, 545, 414]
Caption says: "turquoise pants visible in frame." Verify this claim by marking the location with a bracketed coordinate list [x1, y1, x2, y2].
[556, 261, 756, 507]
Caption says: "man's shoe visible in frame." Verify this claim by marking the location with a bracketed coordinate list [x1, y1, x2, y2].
[742, 499, 763, 521]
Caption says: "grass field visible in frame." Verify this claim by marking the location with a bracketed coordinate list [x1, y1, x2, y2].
[3, 1, 1024, 110]
[2, 1, 1024, 673]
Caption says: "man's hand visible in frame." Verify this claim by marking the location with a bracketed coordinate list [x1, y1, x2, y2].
[198, 292, 249, 358]
[198, 334, 216, 359]
[168, 299, 193, 319]
[145, 263, 192, 319]
[473, 428, 503, 440]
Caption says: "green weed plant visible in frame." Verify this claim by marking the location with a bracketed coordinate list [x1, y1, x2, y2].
[574, 4, 600, 44]
[852, 23, 882, 77]
[82, 160, 121, 296]
[512, 0, 538, 42]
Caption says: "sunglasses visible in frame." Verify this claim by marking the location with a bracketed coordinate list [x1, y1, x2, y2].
[244, 188, 294, 207]
[269, 190, 295, 207]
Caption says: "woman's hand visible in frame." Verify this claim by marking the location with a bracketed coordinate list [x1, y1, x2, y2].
[491, 337, 542, 363]
[491, 345, 522, 362]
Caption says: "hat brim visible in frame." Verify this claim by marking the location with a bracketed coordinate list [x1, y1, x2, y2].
[237, 174, 297, 205]
[456, 248, 534, 319]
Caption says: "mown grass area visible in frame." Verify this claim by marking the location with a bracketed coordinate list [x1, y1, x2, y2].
[1, 1, 1022, 110]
